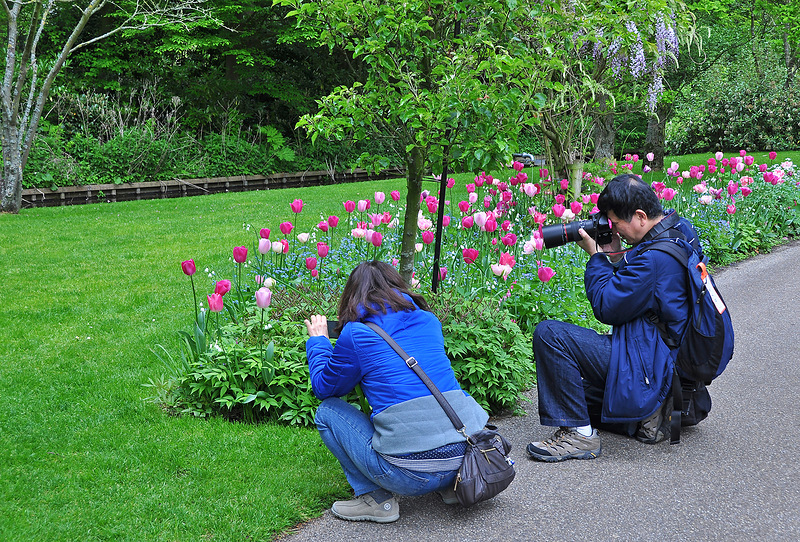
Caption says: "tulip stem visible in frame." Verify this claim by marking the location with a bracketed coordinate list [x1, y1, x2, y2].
[189, 274, 199, 328]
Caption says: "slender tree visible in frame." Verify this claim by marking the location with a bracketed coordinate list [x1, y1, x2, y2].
[1, 0, 213, 214]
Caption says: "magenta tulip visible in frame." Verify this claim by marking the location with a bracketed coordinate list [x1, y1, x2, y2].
[463, 248, 479, 264]
[214, 280, 232, 296]
[259, 228, 270, 239]
[290, 199, 303, 213]
[344, 200, 356, 213]
[422, 231, 434, 244]
[317, 242, 329, 258]
[207, 293, 224, 312]
[769, 151, 777, 160]
[279, 222, 293, 235]
[328, 215, 340, 227]
[461, 216, 474, 229]
[181, 259, 196, 276]
[233, 246, 247, 263]
[390, 190, 401, 201]
[305, 257, 317, 270]
[370, 232, 383, 247]
[537, 266, 556, 282]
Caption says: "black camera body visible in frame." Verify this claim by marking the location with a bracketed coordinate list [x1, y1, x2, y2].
[542, 212, 613, 249]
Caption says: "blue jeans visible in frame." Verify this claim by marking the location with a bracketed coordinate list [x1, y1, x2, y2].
[533, 319, 612, 427]
[315, 398, 459, 497]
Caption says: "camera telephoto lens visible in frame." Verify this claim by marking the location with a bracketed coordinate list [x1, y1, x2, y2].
[541, 213, 612, 249]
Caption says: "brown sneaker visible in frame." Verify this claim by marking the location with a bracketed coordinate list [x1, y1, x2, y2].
[635, 400, 671, 444]
[526, 427, 602, 462]
[331, 493, 400, 523]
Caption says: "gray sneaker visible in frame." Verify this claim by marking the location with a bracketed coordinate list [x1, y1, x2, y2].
[636, 400, 671, 444]
[526, 427, 602, 462]
[331, 493, 400, 523]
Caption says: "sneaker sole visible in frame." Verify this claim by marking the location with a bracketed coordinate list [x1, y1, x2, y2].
[526, 444, 602, 462]
[330, 509, 400, 523]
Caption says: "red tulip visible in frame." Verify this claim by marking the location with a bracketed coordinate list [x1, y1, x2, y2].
[181, 259, 196, 276]
[214, 279, 232, 296]
[233, 246, 247, 263]
[207, 293, 224, 312]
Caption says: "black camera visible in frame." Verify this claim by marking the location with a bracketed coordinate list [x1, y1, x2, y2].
[541, 212, 613, 249]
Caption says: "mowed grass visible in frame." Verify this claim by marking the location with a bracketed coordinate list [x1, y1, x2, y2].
[0, 180, 407, 541]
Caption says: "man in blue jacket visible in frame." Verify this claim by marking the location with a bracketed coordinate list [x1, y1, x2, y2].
[527, 173, 702, 461]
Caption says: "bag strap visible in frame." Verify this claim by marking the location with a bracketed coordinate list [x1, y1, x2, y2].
[363, 321, 469, 439]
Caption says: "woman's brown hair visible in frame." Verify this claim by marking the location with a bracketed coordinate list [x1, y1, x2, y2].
[336, 261, 430, 330]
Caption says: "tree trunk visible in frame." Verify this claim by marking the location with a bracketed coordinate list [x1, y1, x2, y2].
[399, 145, 424, 285]
[1, 125, 23, 213]
[644, 102, 670, 171]
[567, 160, 583, 199]
[592, 94, 615, 161]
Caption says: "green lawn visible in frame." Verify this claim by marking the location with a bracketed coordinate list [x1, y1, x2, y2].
[1, 149, 797, 541]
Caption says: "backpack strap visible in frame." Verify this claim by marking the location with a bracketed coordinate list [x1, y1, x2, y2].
[639, 239, 693, 445]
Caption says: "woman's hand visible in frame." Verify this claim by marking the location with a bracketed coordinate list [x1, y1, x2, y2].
[304, 314, 329, 338]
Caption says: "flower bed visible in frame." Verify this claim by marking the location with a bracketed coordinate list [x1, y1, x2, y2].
[149, 151, 799, 425]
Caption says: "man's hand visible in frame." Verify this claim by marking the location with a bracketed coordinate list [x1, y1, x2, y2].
[304, 314, 329, 338]
[576, 228, 623, 261]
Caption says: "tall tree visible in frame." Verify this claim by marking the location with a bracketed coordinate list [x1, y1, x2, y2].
[1, 0, 213, 214]
[278, 0, 539, 282]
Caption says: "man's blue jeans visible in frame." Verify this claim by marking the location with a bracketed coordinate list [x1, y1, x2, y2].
[315, 398, 459, 497]
[533, 319, 612, 428]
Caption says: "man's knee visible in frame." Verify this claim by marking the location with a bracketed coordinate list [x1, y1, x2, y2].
[533, 319, 561, 346]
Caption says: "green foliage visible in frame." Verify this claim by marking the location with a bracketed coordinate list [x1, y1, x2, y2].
[430, 292, 534, 415]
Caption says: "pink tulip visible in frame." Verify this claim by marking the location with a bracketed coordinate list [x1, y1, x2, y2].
[442, 215, 451, 227]
[328, 215, 340, 227]
[181, 259, 196, 276]
[537, 266, 556, 282]
[426, 201, 438, 213]
[552, 204, 566, 218]
[422, 231, 434, 244]
[698, 195, 713, 205]
[726, 204, 736, 215]
[374, 191, 386, 205]
[258, 239, 270, 255]
[281, 239, 289, 253]
[499, 252, 515, 267]
[727, 181, 739, 196]
[279, 222, 293, 235]
[555, 194, 566, 205]
[769, 151, 777, 160]
[741, 186, 752, 197]
[357, 199, 370, 212]
[570, 201, 583, 215]
[491, 263, 512, 279]
[233, 246, 248, 263]
[643, 165, 651, 173]
[501, 233, 518, 246]
[438, 266, 447, 280]
[311, 269, 318, 278]
[371, 232, 383, 247]
[512, 160, 524, 172]
[461, 216, 474, 229]
[458, 200, 470, 213]
[344, 200, 356, 213]
[207, 293, 224, 312]
[661, 188, 677, 201]
[463, 248, 479, 264]
[744, 155, 754, 166]
[516, 171, 528, 183]
[646, 152, 655, 162]
[214, 280, 232, 296]
[317, 221, 329, 233]
[290, 199, 303, 213]
[259, 228, 270, 239]
[390, 190, 401, 201]
[739, 149, 747, 157]
[255, 287, 272, 309]
[317, 243, 329, 258]
[560, 179, 569, 190]
[484, 218, 498, 233]
[305, 257, 317, 270]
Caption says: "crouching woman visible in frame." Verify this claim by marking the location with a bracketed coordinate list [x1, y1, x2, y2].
[304, 260, 488, 523]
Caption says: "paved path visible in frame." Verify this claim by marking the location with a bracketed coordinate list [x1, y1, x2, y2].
[279, 240, 800, 542]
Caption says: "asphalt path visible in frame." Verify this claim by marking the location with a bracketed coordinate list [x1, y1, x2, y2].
[279, 240, 800, 542]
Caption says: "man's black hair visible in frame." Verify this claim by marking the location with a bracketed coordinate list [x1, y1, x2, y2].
[597, 173, 663, 221]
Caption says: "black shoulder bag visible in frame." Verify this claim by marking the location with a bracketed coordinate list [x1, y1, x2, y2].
[364, 322, 516, 507]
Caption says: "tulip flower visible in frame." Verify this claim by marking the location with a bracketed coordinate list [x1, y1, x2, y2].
[512, 160, 524, 172]
[422, 231, 434, 244]
[538, 266, 556, 282]
[311, 269, 319, 278]
[317, 221, 329, 232]
[390, 190, 401, 201]
[258, 239, 270, 255]
[374, 191, 386, 205]
[769, 151, 777, 160]
[370, 232, 383, 247]
[181, 259, 196, 276]
[727, 204, 736, 214]
[297, 232, 310, 243]
[357, 199, 370, 212]
[560, 179, 569, 190]
[415, 243, 423, 252]
[461, 216, 474, 229]
[305, 257, 317, 271]
[290, 199, 303, 213]
[458, 200, 470, 213]
[646, 152, 655, 162]
[552, 204, 566, 218]
[233, 246, 247, 263]
[484, 218, 498, 233]
[280, 239, 289, 253]
[255, 287, 272, 309]
[463, 248, 479, 264]
[259, 228, 270, 239]
[744, 155, 754, 166]
[501, 233, 518, 246]
[271, 241, 283, 253]
[317, 243, 329, 258]
[468, 192, 478, 204]
[279, 222, 293, 235]
[570, 201, 583, 215]
[728, 181, 739, 196]
[207, 293, 224, 312]
[741, 186, 752, 197]
[214, 279, 232, 296]
[327, 215, 340, 228]
[698, 195, 713, 205]
[439, 266, 447, 280]
[491, 263, 512, 279]
[344, 200, 356, 213]
[499, 252, 516, 267]
[442, 215, 451, 227]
